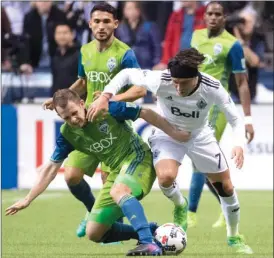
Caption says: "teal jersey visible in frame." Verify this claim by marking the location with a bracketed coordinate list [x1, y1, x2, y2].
[78, 38, 140, 105]
[50, 102, 149, 169]
[191, 29, 246, 90]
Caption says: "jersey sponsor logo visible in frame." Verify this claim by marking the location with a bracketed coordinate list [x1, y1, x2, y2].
[213, 43, 223, 56]
[98, 121, 109, 134]
[86, 71, 112, 83]
[86, 132, 117, 153]
[171, 107, 200, 118]
[196, 98, 207, 109]
[107, 57, 117, 72]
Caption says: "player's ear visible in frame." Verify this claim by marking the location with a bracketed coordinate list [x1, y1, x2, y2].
[114, 19, 119, 29]
[80, 99, 85, 107]
[88, 19, 92, 30]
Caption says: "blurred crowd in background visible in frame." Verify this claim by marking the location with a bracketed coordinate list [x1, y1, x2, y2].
[1, 1, 273, 104]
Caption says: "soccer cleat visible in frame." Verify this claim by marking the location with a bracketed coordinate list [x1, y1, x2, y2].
[76, 212, 89, 238]
[173, 197, 188, 232]
[212, 212, 226, 228]
[126, 243, 162, 256]
[187, 211, 197, 228]
[228, 235, 254, 254]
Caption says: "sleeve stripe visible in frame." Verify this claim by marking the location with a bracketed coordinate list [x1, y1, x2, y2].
[201, 79, 219, 89]
[201, 75, 220, 86]
[161, 73, 172, 81]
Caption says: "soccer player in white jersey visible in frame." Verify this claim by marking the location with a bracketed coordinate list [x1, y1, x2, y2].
[88, 48, 253, 254]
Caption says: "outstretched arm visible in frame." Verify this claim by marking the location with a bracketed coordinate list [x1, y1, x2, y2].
[5, 161, 61, 215]
[214, 85, 245, 169]
[6, 133, 74, 215]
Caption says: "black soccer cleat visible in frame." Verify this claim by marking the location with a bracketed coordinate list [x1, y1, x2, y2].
[126, 243, 162, 256]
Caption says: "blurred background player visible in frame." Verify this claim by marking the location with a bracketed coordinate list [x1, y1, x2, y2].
[43, 3, 146, 238]
[187, 1, 255, 229]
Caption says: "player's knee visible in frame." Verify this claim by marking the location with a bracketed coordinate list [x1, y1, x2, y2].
[86, 228, 104, 242]
[110, 183, 131, 201]
[64, 167, 84, 186]
[212, 181, 233, 197]
[157, 169, 176, 187]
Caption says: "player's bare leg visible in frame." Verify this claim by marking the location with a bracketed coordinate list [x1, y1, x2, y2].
[155, 160, 188, 231]
[64, 167, 95, 238]
[207, 170, 253, 254]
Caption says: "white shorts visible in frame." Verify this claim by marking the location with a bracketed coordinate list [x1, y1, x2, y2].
[148, 127, 229, 173]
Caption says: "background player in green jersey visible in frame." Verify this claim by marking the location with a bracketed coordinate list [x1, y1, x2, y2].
[42, 3, 146, 237]
[188, 1, 255, 229]
[7, 89, 191, 256]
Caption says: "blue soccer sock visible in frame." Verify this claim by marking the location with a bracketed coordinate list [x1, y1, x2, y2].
[188, 172, 206, 212]
[102, 222, 138, 243]
[67, 179, 95, 212]
[118, 194, 153, 244]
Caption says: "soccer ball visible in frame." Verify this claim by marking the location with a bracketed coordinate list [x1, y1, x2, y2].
[154, 223, 187, 255]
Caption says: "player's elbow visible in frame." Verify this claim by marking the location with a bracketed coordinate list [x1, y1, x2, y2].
[248, 57, 260, 68]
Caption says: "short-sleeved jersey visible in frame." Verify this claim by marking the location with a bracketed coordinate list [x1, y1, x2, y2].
[50, 102, 149, 168]
[191, 29, 246, 90]
[78, 38, 140, 105]
[103, 68, 245, 146]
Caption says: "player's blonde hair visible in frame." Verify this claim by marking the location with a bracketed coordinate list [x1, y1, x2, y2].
[53, 89, 81, 110]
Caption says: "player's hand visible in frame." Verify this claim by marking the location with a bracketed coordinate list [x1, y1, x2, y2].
[86, 95, 109, 122]
[231, 146, 244, 169]
[42, 98, 54, 110]
[245, 124, 254, 144]
[5, 199, 30, 216]
[171, 129, 191, 142]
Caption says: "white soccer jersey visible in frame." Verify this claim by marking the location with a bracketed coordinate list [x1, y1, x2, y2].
[103, 68, 245, 147]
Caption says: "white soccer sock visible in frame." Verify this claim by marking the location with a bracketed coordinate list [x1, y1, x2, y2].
[159, 181, 185, 206]
[219, 190, 240, 237]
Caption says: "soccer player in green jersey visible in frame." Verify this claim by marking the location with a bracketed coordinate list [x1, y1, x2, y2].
[42, 3, 146, 237]
[7, 89, 191, 256]
[188, 1, 255, 231]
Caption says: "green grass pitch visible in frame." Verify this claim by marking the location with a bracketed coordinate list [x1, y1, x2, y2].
[2, 190, 273, 258]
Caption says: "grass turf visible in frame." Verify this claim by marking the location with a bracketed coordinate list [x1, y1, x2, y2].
[2, 190, 273, 258]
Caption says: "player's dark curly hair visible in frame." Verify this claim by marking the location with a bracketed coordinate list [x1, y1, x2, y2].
[53, 89, 81, 111]
[168, 48, 206, 70]
[90, 2, 117, 19]
[206, 1, 228, 15]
